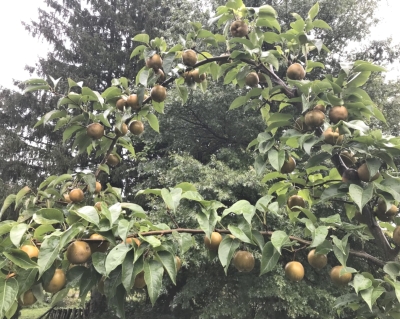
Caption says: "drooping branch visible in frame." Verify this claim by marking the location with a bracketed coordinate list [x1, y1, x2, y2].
[331, 153, 400, 261]
[125, 227, 385, 267]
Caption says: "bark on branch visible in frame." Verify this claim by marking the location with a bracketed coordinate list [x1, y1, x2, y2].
[127, 227, 385, 267]
[331, 153, 399, 261]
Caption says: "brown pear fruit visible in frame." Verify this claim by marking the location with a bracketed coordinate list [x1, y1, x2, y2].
[182, 49, 198, 66]
[393, 226, 400, 246]
[114, 123, 128, 136]
[150, 85, 167, 103]
[106, 154, 120, 167]
[287, 195, 305, 211]
[307, 249, 327, 269]
[286, 63, 305, 80]
[233, 251, 255, 272]
[304, 110, 325, 128]
[146, 54, 163, 70]
[204, 232, 222, 251]
[155, 68, 166, 83]
[357, 163, 380, 182]
[323, 127, 344, 145]
[66, 240, 91, 264]
[126, 94, 140, 110]
[69, 188, 84, 203]
[245, 72, 259, 87]
[43, 269, 66, 293]
[285, 261, 304, 282]
[376, 200, 398, 222]
[129, 121, 144, 135]
[230, 20, 249, 37]
[281, 157, 296, 174]
[314, 104, 326, 112]
[116, 98, 127, 111]
[330, 266, 352, 286]
[86, 123, 104, 140]
[329, 106, 348, 124]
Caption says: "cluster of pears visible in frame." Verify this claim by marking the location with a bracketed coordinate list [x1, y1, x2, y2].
[285, 250, 352, 287]
[63, 181, 102, 204]
[296, 104, 349, 145]
[181, 49, 207, 86]
[204, 232, 255, 272]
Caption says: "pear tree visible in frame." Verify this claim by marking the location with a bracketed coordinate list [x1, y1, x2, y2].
[1, 1, 400, 318]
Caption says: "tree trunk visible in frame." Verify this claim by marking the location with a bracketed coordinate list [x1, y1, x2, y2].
[85, 289, 108, 318]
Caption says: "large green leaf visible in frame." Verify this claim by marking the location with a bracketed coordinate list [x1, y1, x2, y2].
[38, 236, 60, 276]
[144, 259, 164, 306]
[271, 231, 290, 254]
[3, 250, 38, 269]
[33, 208, 64, 225]
[0, 278, 18, 318]
[105, 244, 132, 275]
[218, 236, 240, 275]
[260, 242, 280, 275]
[156, 251, 176, 285]
[75, 206, 100, 226]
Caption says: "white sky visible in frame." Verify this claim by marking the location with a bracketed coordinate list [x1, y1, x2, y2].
[0, 0, 399, 89]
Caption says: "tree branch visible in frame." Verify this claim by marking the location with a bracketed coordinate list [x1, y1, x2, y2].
[123, 228, 385, 267]
[331, 153, 400, 261]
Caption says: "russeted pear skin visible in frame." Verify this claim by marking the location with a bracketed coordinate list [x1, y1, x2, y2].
[66, 240, 91, 264]
[281, 157, 296, 174]
[233, 251, 255, 272]
[182, 49, 198, 66]
[150, 85, 167, 103]
[106, 154, 120, 167]
[304, 110, 325, 128]
[329, 106, 348, 124]
[86, 123, 104, 140]
[204, 232, 222, 251]
[393, 226, 400, 246]
[307, 249, 327, 269]
[357, 163, 380, 182]
[230, 20, 249, 37]
[129, 121, 144, 135]
[285, 261, 304, 282]
[245, 72, 259, 87]
[44, 269, 66, 293]
[287, 195, 305, 211]
[286, 63, 305, 80]
[330, 266, 352, 286]
[146, 53, 163, 70]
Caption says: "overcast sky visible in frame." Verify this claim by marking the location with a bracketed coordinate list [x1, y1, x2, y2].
[0, 0, 399, 89]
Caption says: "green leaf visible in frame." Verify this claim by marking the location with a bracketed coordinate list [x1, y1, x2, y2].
[229, 96, 248, 110]
[218, 236, 240, 275]
[16, 268, 38, 295]
[222, 200, 255, 225]
[313, 19, 331, 29]
[23, 84, 50, 94]
[4, 249, 38, 268]
[227, 225, 252, 244]
[33, 208, 64, 225]
[156, 251, 176, 285]
[0, 195, 16, 217]
[308, 2, 319, 19]
[351, 273, 372, 294]
[63, 125, 84, 143]
[268, 149, 285, 172]
[146, 113, 159, 133]
[310, 226, 329, 248]
[132, 33, 149, 44]
[384, 262, 400, 281]
[0, 278, 18, 318]
[92, 252, 107, 276]
[353, 61, 386, 72]
[9, 223, 28, 247]
[271, 231, 290, 254]
[260, 242, 280, 275]
[349, 184, 374, 212]
[144, 259, 164, 306]
[38, 236, 60, 276]
[347, 71, 371, 88]
[105, 244, 132, 275]
[121, 251, 135, 291]
[130, 44, 147, 59]
[75, 206, 100, 226]
[360, 286, 385, 311]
